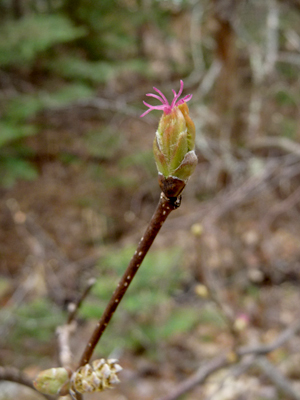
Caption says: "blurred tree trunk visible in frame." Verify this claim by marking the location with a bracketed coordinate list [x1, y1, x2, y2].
[0, 1, 7, 21]
[63, 0, 81, 24]
[212, 0, 248, 187]
[12, 0, 23, 19]
[213, 0, 238, 113]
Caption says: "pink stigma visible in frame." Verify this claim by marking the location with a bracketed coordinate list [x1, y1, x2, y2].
[140, 80, 192, 118]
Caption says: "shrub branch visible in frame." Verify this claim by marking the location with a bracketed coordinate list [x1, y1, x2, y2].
[78, 193, 181, 368]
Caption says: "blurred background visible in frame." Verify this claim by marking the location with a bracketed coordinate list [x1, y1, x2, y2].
[1, 0, 300, 399]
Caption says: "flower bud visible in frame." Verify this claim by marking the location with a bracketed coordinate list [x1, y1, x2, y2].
[70, 358, 122, 395]
[233, 313, 249, 332]
[141, 80, 197, 198]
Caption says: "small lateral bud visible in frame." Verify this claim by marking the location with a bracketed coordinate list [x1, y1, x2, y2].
[33, 367, 70, 395]
[195, 284, 209, 298]
[233, 313, 249, 332]
[71, 358, 122, 395]
[191, 223, 203, 237]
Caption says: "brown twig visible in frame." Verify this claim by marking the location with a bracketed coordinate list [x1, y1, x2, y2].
[78, 192, 181, 367]
[57, 279, 96, 400]
[256, 357, 300, 400]
[157, 354, 231, 400]
[67, 278, 96, 325]
[0, 366, 54, 400]
[238, 321, 300, 356]
[56, 279, 96, 370]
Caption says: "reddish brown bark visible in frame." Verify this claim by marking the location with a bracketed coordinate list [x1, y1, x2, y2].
[213, 0, 238, 112]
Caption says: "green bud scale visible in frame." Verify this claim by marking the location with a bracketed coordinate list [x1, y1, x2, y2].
[33, 367, 70, 395]
[141, 80, 197, 198]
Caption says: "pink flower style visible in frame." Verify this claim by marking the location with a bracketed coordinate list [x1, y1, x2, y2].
[140, 80, 193, 118]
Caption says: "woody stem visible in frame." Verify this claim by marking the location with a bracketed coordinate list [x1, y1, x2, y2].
[77, 193, 181, 367]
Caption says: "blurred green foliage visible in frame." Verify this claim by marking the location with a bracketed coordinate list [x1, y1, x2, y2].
[0, 122, 37, 148]
[84, 127, 123, 159]
[1, 298, 65, 361]
[274, 89, 299, 109]
[46, 57, 148, 84]
[119, 150, 157, 176]
[0, 7, 91, 186]
[79, 246, 201, 357]
[0, 83, 95, 187]
[0, 156, 39, 188]
[4, 84, 94, 124]
[0, 14, 85, 67]
[281, 117, 297, 139]
[0, 246, 202, 362]
[0, 0, 173, 187]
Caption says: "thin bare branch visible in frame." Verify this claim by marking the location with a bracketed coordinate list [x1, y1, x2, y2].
[157, 354, 230, 400]
[67, 278, 96, 325]
[197, 60, 222, 97]
[250, 136, 300, 158]
[264, 0, 279, 75]
[56, 322, 77, 369]
[256, 357, 300, 400]
[238, 321, 300, 356]
[190, 1, 205, 73]
[56, 279, 96, 398]
[277, 51, 300, 66]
